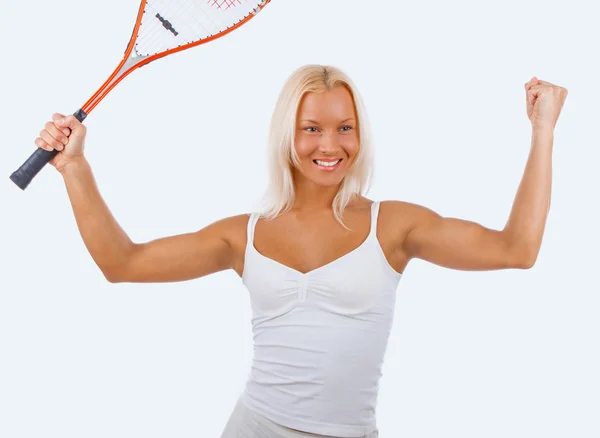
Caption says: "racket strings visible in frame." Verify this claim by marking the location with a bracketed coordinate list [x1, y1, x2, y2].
[207, 0, 242, 9]
[146, 0, 221, 50]
[133, 0, 261, 57]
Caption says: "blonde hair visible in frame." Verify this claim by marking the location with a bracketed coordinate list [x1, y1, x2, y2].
[256, 65, 375, 230]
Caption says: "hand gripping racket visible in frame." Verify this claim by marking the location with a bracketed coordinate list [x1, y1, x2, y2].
[10, 0, 271, 190]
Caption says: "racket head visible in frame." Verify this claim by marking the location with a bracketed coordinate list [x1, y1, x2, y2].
[82, 0, 271, 114]
[10, 0, 271, 191]
[134, 0, 268, 57]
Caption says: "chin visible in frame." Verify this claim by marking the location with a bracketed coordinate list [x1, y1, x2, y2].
[311, 174, 346, 187]
[293, 162, 348, 187]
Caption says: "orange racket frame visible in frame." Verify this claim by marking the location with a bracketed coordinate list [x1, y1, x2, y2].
[10, 0, 272, 190]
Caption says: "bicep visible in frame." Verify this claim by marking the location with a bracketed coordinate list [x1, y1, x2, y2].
[401, 204, 521, 271]
[111, 217, 237, 283]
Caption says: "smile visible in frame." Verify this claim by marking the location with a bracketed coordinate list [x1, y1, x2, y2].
[313, 159, 342, 171]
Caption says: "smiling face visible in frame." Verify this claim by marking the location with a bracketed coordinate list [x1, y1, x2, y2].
[292, 85, 360, 188]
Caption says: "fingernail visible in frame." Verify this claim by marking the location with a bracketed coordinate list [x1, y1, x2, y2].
[63, 129, 70, 136]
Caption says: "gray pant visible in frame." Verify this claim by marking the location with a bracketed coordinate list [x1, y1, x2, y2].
[220, 396, 380, 438]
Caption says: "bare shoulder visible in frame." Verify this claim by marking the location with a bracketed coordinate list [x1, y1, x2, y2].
[378, 200, 442, 249]
[379, 199, 438, 229]
[211, 213, 251, 248]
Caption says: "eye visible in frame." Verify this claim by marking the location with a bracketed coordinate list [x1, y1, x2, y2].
[304, 127, 319, 133]
[340, 125, 354, 132]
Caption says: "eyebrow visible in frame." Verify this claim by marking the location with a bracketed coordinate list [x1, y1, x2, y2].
[300, 118, 356, 124]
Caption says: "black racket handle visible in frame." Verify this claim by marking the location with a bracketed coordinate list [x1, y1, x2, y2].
[10, 109, 87, 191]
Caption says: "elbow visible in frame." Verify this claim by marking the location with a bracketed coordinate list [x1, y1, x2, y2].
[524, 252, 539, 269]
[100, 257, 135, 283]
[100, 244, 139, 283]
[503, 232, 538, 270]
[102, 269, 127, 283]
[507, 243, 538, 270]
[515, 257, 536, 270]
[512, 250, 538, 270]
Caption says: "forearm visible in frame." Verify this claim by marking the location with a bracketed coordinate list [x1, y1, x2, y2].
[504, 128, 554, 264]
[60, 158, 135, 279]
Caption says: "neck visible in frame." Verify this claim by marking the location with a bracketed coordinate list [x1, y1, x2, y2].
[291, 174, 342, 213]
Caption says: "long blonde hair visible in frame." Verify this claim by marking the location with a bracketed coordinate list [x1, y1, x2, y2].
[256, 64, 375, 230]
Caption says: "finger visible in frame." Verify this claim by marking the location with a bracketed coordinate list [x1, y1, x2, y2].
[40, 129, 65, 151]
[526, 88, 539, 105]
[525, 76, 539, 88]
[536, 79, 557, 87]
[525, 83, 540, 106]
[527, 84, 545, 95]
[35, 137, 51, 152]
[525, 82, 544, 92]
[52, 113, 71, 136]
[44, 121, 69, 146]
[55, 114, 84, 132]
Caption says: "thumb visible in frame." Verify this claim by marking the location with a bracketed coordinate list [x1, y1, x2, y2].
[53, 113, 86, 135]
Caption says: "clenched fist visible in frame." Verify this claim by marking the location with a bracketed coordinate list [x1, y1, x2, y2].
[35, 113, 87, 172]
[525, 77, 568, 132]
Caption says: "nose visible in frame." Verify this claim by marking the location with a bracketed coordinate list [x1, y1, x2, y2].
[317, 131, 340, 154]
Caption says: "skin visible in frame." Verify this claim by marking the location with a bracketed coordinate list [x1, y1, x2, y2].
[36, 76, 567, 283]
[291, 85, 360, 210]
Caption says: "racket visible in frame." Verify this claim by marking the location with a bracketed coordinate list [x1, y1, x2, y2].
[10, 0, 271, 190]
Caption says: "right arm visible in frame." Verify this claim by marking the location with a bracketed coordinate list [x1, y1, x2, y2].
[61, 159, 236, 283]
[39, 113, 237, 283]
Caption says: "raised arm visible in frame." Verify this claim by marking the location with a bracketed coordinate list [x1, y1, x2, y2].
[393, 125, 554, 272]
[393, 201, 530, 271]
[37, 113, 238, 283]
[392, 77, 567, 272]
[62, 159, 238, 283]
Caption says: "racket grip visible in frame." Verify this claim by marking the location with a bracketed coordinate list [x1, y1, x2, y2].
[10, 109, 87, 190]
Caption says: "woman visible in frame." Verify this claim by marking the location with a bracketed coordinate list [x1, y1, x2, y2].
[35, 65, 567, 437]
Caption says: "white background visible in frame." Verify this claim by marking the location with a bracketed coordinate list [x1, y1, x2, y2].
[1, 0, 598, 437]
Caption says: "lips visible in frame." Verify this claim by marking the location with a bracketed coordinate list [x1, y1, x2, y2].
[313, 158, 342, 171]
[313, 159, 342, 164]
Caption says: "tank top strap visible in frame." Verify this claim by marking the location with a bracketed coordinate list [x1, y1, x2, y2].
[246, 212, 260, 250]
[369, 201, 380, 238]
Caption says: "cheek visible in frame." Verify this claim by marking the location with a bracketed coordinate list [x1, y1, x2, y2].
[342, 137, 360, 157]
[294, 138, 316, 159]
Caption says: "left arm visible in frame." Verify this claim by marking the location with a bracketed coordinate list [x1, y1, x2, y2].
[399, 128, 553, 271]
[398, 77, 568, 271]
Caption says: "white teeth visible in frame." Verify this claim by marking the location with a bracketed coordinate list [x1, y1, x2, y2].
[315, 159, 341, 167]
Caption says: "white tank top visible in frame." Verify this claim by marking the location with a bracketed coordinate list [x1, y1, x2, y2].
[240, 201, 403, 437]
